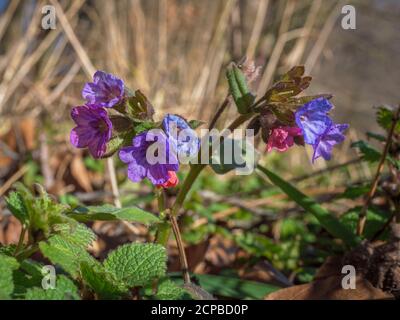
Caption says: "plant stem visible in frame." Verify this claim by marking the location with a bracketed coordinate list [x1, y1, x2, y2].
[14, 227, 26, 257]
[356, 106, 400, 236]
[169, 214, 191, 284]
[155, 189, 170, 246]
[209, 94, 230, 130]
[107, 157, 121, 208]
[157, 111, 254, 283]
[15, 244, 38, 261]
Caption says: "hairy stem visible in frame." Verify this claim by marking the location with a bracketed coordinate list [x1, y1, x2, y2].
[170, 214, 191, 284]
[356, 106, 400, 236]
[14, 227, 26, 257]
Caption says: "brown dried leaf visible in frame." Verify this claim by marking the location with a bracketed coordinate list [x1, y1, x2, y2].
[70, 154, 93, 192]
[265, 275, 393, 300]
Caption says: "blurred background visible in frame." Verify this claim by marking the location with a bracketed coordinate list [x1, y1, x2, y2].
[0, 0, 399, 295]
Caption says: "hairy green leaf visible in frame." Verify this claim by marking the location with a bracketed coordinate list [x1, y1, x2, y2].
[155, 279, 190, 300]
[5, 192, 29, 225]
[104, 243, 167, 287]
[39, 235, 98, 278]
[226, 64, 255, 114]
[25, 275, 80, 300]
[80, 262, 128, 300]
[0, 254, 19, 299]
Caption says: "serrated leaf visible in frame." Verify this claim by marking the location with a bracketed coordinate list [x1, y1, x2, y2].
[39, 235, 98, 278]
[104, 243, 167, 287]
[351, 141, 381, 162]
[0, 245, 17, 256]
[80, 262, 128, 300]
[155, 279, 191, 300]
[53, 223, 96, 248]
[5, 192, 29, 225]
[257, 165, 360, 247]
[376, 106, 400, 133]
[226, 63, 255, 114]
[69, 205, 160, 225]
[25, 275, 80, 300]
[12, 260, 44, 297]
[0, 254, 19, 299]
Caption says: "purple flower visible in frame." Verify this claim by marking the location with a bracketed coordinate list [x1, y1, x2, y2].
[162, 114, 200, 158]
[295, 97, 333, 145]
[82, 71, 124, 108]
[119, 130, 179, 185]
[312, 123, 349, 162]
[70, 105, 112, 158]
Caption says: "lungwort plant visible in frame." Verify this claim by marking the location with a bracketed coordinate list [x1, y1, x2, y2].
[3, 61, 376, 300]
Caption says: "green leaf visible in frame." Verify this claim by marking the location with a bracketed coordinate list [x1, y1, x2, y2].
[340, 206, 392, 240]
[80, 262, 128, 299]
[104, 243, 167, 287]
[376, 106, 400, 133]
[0, 245, 17, 256]
[257, 165, 360, 247]
[12, 260, 44, 296]
[351, 141, 381, 162]
[226, 64, 255, 114]
[188, 120, 205, 130]
[69, 205, 160, 225]
[210, 138, 259, 175]
[102, 134, 127, 158]
[366, 131, 386, 142]
[5, 192, 29, 225]
[39, 234, 98, 278]
[25, 275, 80, 300]
[53, 223, 96, 248]
[337, 184, 370, 200]
[0, 254, 19, 299]
[352, 140, 399, 168]
[171, 273, 279, 299]
[155, 279, 190, 300]
[125, 90, 155, 121]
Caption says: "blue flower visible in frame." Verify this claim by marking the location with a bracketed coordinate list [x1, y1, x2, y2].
[295, 97, 333, 145]
[312, 123, 349, 162]
[119, 130, 179, 185]
[295, 98, 349, 162]
[162, 114, 200, 159]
